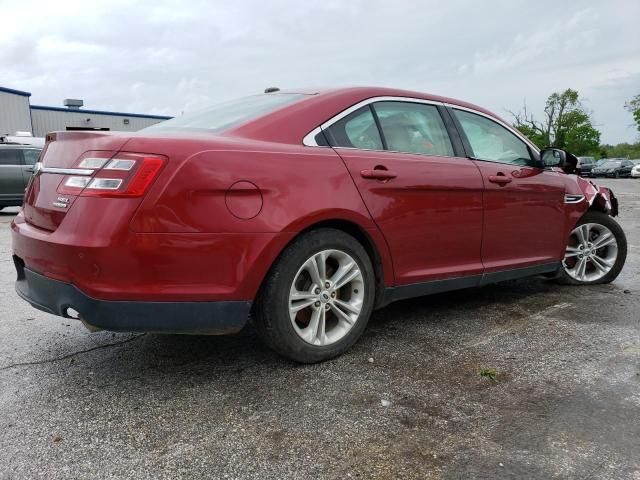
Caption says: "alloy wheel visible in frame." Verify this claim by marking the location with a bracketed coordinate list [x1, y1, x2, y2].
[288, 249, 365, 346]
[563, 222, 618, 282]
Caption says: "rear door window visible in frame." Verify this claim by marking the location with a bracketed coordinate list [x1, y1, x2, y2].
[324, 106, 383, 150]
[0, 149, 23, 165]
[373, 101, 454, 156]
[22, 149, 41, 166]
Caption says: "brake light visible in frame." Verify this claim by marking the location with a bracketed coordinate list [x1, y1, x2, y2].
[57, 152, 166, 197]
[116, 156, 164, 196]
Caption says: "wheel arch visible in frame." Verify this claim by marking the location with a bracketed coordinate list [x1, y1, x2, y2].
[254, 216, 393, 311]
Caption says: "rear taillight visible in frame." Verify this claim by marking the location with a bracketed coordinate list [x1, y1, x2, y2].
[57, 152, 166, 197]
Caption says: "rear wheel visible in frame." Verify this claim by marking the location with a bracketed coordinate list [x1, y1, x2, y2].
[557, 211, 627, 285]
[254, 229, 375, 363]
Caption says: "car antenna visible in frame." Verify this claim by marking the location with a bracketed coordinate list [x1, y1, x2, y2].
[264, 87, 280, 93]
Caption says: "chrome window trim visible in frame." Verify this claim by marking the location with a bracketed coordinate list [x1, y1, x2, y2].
[315, 145, 459, 159]
[302, 126, 324, 147]
[302, 96, 446, 147]
[302, 96, 541, 164]
[445, 103, 540, 154]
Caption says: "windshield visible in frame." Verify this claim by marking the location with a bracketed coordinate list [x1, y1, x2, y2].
[601, 161, 622, 168]
[146, 94, 306, 132]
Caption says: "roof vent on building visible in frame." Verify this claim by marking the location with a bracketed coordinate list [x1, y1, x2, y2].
[63, 99, 84, 110]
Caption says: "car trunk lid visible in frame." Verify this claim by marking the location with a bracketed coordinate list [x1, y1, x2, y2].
[23, 131, 132, 231]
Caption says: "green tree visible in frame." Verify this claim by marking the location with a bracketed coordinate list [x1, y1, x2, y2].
[561, 110, 601, 154]
[600, 142, 640, 159]
[625, 94, 640, 133]
[509, 88, 601, 155]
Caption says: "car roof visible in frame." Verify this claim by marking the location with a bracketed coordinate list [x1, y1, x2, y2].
[0, 143, 41, 149]
[229, 86, 508, 145]
[279, 86, 496, 114]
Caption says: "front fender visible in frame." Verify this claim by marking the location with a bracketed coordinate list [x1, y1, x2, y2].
[576, 177, 618, 217]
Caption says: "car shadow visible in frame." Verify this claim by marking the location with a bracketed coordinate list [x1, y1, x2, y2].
[33, 275, 632, 383]
[73, 277, 562, 375]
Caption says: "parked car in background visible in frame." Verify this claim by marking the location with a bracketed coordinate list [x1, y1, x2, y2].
[594, 159, 607, 168]
[631, 161, 640, 178]
[0, 137, 42, 208]
[576, 156, 596, 177]
[0, 133, 45, 148]
[591, 159, 635, 178]
[11, 87, 628, 363]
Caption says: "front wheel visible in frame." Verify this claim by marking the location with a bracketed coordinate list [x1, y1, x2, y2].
[557, 211, 627, 285]
[254, 229, 375, 363]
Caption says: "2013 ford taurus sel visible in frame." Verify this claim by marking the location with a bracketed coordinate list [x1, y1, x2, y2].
[12, 87, 627, 363]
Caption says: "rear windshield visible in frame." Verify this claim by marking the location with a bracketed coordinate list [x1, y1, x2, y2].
[145, 94, 305, 132]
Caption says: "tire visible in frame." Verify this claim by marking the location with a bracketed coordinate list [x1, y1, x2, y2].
[556, 211, 627, 285]
[254, 228, 376, 363]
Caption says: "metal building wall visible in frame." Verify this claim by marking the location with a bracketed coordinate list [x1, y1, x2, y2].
[30, 108, 168, 137]
[0, 89, 32, 135]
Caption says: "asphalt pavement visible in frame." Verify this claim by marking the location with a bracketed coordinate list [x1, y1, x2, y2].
[0, 179, 638, 479]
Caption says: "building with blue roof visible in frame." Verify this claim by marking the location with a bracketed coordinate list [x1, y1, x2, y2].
[0, 86, 172, 137]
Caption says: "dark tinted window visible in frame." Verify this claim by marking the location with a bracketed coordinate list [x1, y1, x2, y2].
[22, 149, 41, 165]
[0, 149, 22, 165]
[454, 109, 534, 166]
[314, 131, 330, 147]
[373, 102, 454, 156]
[324, 106, 383, 150]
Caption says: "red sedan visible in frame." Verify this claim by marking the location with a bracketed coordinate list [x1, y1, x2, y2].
[12, 87, 627, 362]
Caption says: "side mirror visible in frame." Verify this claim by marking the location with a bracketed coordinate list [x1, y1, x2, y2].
[540, 148, 566, 168]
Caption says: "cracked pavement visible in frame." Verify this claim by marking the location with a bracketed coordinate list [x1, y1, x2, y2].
[1, 179, 639, 479]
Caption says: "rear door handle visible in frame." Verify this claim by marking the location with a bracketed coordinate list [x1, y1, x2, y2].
[360, 169, 397, 180]
[488, 174, 512, 185]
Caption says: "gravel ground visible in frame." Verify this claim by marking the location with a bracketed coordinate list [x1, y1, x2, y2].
[0, 179, 639, 480]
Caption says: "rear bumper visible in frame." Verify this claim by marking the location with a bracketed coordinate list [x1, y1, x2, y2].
[11, 210, 293, 302]
[15, 260, 250, 334]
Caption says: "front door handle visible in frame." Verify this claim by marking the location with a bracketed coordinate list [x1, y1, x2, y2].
[360, 169, 397, 180]
[488, 173, 512, 185]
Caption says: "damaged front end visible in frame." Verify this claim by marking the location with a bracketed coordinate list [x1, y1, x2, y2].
[576, 177, 619, 217]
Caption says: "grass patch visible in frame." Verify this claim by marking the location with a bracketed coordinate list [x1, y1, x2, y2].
[479, 367, 497, 381]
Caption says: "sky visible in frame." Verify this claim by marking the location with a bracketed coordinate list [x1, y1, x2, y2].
[1, 0, 638, 144]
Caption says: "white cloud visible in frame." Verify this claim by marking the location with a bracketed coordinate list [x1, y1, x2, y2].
[0, 0, 638, 143]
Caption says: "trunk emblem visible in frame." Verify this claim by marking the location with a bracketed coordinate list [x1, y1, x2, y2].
[53, 197, 70, 209]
